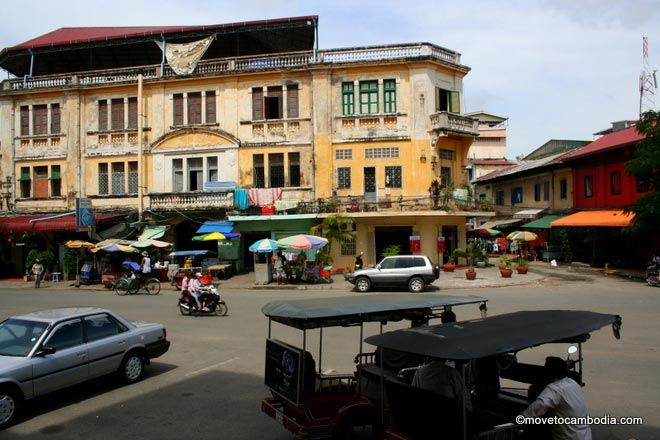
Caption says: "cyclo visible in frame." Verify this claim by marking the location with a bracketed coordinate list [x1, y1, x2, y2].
[260, 293, 488, 439]
[364, 309, 622, 440]
[114, 261, 161, 296]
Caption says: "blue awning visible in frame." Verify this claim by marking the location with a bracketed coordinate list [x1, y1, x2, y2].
[168, 250, 210, 257]
[196, 221, 235, 234]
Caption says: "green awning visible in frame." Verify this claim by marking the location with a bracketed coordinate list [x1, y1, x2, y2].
[521, 214, 568, 229]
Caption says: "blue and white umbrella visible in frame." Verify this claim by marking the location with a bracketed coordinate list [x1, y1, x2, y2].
[249, 239, 281, 253]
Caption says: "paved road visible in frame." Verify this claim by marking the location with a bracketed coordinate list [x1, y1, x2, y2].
[1, 277, 658, 440]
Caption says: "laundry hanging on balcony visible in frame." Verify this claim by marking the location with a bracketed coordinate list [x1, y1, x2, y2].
[248, 188, 283, 207]
[155, 36, 214, 75]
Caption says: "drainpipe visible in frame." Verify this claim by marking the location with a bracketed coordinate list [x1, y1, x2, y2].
[137, 74, 144, 220]
[23, 49, 35, 88]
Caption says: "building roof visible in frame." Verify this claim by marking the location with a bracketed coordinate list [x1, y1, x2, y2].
[0, 16, 318, 76]
[523, 139, 590, 160]
[550, 210, 634, 228]
[469, 159, 515, 166]
[474, 152, 566, 183]
[561, 126, 645, 161]
[463, 111, 508, 121]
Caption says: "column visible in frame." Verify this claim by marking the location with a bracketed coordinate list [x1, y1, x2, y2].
[201, 90, 207, 124]
[264, 154, 270, 188]
[124, 97, 129, 129]
[283, 152, 289, 187]
[46, 103, 52, 135]
[183, 92, 188, 126]
[28, 106, 33, 136]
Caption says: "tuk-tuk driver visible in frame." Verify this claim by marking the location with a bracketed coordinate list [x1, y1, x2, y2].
[412, 358, 472, 411]
[520, 356, 592, 440]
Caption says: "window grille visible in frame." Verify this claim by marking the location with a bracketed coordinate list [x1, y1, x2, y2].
[365, 147, 399, 159]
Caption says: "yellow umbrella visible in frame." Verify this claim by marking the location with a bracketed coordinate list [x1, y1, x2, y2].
[192, 232, 227, 241]
[65, 240, 95, 249]
[506, 231, 538, 241]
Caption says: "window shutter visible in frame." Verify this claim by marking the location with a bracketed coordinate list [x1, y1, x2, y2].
[111, 98, 124, 130]
[205, 91, 216, 124]
[33, 105, 47, 135]
[20, 106, 29, 136]
[187, 92, 202, 125]
[50, 103, 61, 133]
[287, 84, 299, 118]
[450, 91, 460, 113]
[252, 87, 263, 120]
[127, 97, 137, 129]
[173, 94, 183, 126]
[98, 100, 108, 131]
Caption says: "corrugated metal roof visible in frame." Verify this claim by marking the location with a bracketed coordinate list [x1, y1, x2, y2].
[474, 152, 566, 183]
[562, 126, 645, 161]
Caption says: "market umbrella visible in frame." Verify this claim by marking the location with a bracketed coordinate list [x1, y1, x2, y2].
[131, 239, 172, 248]
[506, 231, 538, 242]
[192, 232, 227, 241]
[249, 239, 281, 253]
[470, 228, 501, 238]
[95, 243, 138, 253]
[277, 234, 329, 250]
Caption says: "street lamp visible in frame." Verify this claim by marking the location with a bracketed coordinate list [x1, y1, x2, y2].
[1, 176, 12, 211]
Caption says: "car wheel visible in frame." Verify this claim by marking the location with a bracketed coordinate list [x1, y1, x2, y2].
[119, 352, 145, 384]
[408, 277, 425, 293]
[355, 277, 371, 293]
[0, 386, 21, 430]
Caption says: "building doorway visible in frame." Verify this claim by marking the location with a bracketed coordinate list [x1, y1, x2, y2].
[364, 167, 376, 203]
[441, 225, 458, 261]
[374, 226, 413, 261]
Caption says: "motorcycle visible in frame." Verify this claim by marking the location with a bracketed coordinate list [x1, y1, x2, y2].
[647, 256, 660, 287]
[178, 285, 228, 316]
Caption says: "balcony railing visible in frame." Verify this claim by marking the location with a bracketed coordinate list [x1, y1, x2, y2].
[148, 191, 233, 211]
[4, 43, 463, 91]
[430, 112, 480, 136]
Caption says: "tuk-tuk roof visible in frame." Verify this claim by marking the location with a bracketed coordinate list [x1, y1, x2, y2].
[364, 310, 620, 361]
[261, 294, 487, 330]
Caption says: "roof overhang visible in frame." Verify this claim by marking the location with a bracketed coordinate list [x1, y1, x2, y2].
[550, 210, 634, 228]
[0, 16, 318, 77]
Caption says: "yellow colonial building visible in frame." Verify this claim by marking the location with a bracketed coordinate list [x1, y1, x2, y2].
[0, 16, 491, 273]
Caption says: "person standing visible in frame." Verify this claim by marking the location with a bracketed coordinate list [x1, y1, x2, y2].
[354, 252, 364, 271]
[32, 258, 44, 288]
[141, 251, 152, 275]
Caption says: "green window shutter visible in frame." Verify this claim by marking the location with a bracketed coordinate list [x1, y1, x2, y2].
[50, 166, 61, 180]
[19, 167, 31, 181]
[341, 82, 354, 115]
[450, 91, 460, 113]
[383, 79, 396, 113]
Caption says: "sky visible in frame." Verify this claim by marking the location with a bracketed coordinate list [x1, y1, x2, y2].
[1, 0, 659, 159]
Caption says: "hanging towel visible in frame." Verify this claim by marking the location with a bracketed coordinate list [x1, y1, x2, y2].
[248, 188, 284, 207]
[234, 189, 249, 210]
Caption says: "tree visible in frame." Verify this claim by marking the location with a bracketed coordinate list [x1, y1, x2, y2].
[311, 215, 355, 264]
[625, 110, 660, 232]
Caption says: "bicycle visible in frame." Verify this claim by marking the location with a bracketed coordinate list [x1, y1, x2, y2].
[115, 270, 161, 296]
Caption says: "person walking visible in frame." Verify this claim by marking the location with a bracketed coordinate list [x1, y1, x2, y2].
[32, 258, 44, 288]
[141, 251, 152, 275]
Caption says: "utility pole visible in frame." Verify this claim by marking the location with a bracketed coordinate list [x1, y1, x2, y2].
[138, 74, 144, 220]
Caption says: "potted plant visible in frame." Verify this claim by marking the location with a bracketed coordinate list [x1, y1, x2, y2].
[499, 256, 513, 278]
[516, 257, 529, 274]
[453, 243, 482, 280]
[442, 256, 456, 272]
[465, 266, 477, 280]
[428, 179, 441, 209]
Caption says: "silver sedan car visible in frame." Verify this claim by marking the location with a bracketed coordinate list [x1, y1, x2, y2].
[0, 307, 170, 429]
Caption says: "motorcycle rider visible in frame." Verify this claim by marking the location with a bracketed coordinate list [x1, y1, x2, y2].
[190, 272, 210, 311]
[182, 270, 203, 310]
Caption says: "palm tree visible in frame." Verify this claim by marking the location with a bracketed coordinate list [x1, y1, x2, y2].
[311, 215, 355, 264]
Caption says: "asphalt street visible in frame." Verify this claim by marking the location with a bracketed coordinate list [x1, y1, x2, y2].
[0, 276, 658, 440]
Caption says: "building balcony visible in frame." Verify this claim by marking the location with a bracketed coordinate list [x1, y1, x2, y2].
[3, 43, 465, 91]
[430, 112, 480, 137]
[148, 191, 234, 211]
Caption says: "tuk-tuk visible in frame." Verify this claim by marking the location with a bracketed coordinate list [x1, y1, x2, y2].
[260, 293, 488, 439]
[364, 310, 622, 440]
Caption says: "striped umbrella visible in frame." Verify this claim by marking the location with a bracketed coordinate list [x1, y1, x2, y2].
[506, 231, 538, 241]
[65, 240, 95, 249]
[249, 239, 281, 253]
[192, 232, 227, 241]
[277, 234, 329, 250]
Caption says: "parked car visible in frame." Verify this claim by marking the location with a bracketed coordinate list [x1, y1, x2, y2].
[347, 255, 440, 293]
[0, 307, 171, 429]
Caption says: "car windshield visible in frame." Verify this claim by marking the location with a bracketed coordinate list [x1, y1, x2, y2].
[0, 319, 49, 357]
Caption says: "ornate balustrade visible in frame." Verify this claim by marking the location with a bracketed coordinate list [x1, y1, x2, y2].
[148, 191, 234, 211]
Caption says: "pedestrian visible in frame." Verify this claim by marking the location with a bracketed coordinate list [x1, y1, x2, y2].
[32, 258, 44, 288]
[141, 251, 152, 275]
[354, 252, 364, 271]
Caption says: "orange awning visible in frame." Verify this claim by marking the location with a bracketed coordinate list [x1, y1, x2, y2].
[550, 210, 634, 227]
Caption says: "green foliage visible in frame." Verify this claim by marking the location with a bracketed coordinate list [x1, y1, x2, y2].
[25, 250, 40, 273]
[500, 255, 512, 268]
[25, 249, 56, 272]
[63, 248, 79, 279]
[558, 229, 573, 262]
[311, 215, 355, 260]
[516, 257, 528, 267]
[452, 242, 485, 267]
[381, 244, 402, 258]
[625, 110, 660, 232]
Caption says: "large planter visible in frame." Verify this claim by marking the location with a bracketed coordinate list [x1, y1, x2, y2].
[442, 264, 456, 272]
[500, 268, 513, 278]
[465, 270, 477, 280]
[516, 266, 528, 274]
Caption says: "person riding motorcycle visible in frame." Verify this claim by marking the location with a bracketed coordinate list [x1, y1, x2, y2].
[183, 271, 204, 310]
[647, 254, 660, 287]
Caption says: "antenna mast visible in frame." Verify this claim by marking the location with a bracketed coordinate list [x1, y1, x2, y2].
[639, 36, 657, 117]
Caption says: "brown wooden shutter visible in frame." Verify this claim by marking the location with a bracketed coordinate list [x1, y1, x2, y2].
[34, 166, 49, 198]
[111, 98, 124, 130]
[287, 84, 299, 118]
[98, 100, 108, 131]
[127, 97, 137, 129]
[252, 87, 263, 120]
[33, 105, 48, 135]
[173, 94, 183, 126]
[50, 103, 61, 133]
[20, 106, 29, 136]
[205, 91, 216, 124]
[188, 92, 202, 125]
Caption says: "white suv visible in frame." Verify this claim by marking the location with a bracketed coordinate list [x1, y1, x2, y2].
[347, 255, 440, 293]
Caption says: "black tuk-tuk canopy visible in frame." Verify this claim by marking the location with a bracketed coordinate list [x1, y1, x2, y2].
[262, 294, 487, 330]
[365, 310, 621, 361]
